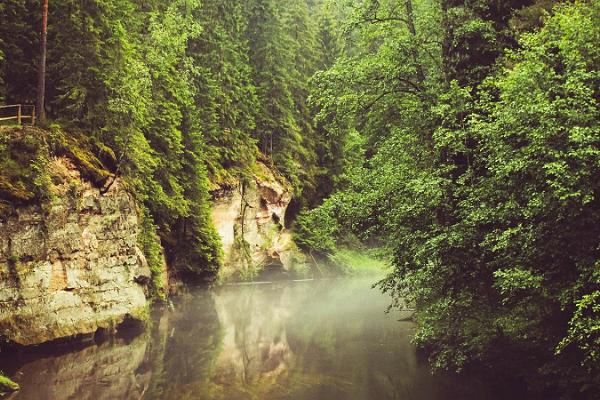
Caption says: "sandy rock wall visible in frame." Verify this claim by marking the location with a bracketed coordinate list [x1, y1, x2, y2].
[0, 158, 150, 346]
[211, 163, 303, 280]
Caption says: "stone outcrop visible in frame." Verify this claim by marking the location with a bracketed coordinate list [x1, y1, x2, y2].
[211, 162, 305, 280]
[0, 157, 150, 346]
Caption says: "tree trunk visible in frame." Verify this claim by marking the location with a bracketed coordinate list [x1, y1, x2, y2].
[404, 0, 425, 85]
[440, 0, 453, 85]
[36, 0, 48, 123]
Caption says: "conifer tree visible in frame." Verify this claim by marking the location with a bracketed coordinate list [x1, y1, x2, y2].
[0, 0, 38, 104]
[188, 0, 259, 183]
[36, 0, 48, 122]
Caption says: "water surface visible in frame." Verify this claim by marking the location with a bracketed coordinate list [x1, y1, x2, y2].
[1, 278, 517, 399]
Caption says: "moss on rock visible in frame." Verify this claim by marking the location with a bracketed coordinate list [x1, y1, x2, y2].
[0, 374, 19, 392]
[0, 125, 113, 206]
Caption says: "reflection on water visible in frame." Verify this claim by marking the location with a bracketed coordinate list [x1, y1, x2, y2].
[1, 279, 513, 400]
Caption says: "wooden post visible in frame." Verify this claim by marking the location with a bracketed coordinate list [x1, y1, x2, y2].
[36, 0, 48, 123]
[32, 106, 36, 126]
[17, 105, 22, 125]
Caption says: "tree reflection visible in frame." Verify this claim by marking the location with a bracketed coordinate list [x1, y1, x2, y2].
[0, 279, 501, 400]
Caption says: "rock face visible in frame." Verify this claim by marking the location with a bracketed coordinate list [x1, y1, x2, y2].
[211, 163, 304, 280]
[0, 158, 150, 346]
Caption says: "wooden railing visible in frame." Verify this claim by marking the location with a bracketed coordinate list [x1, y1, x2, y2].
[0, 104, 36, 126]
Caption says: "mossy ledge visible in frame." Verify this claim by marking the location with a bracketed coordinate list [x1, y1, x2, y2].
[0, 125, 113, 208]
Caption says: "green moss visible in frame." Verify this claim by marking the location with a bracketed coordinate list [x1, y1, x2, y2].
[129, 304, 151, 325]
[30, 151, 54, 202]
[0, 175, 33, 202]
[0, 127, 45, 203]
[47, 125, 113, 185]
[67, 180, 83, 201]
[0, 374, 19, 392]
[238, 238, 258, 281]
[0, 125, 113, 205]
[281, 240, 311, 278]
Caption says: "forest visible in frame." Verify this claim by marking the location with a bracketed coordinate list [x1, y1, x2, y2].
[1, 0, 599, 398]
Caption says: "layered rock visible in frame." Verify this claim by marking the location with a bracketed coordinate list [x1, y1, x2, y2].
[211, 162, 304, 280]
[0, 158, 150, 346]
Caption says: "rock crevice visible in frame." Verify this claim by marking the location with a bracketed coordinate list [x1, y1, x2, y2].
[211, 163, 303, 280]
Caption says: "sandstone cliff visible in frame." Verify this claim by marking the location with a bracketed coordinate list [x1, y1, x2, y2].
[0, 153, 306, 347]
[211, 163, 305, 280]
[0, 157, 151, 346]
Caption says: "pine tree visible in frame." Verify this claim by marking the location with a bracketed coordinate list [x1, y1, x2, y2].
[36, 0, 48, 122]
[188, 0, 259, 184]
[245, 0, 322, 194]
[0, 0, 39, 104]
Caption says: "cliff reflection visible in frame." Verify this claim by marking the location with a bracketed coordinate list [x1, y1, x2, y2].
[167, 279, 493, 400]
[0, 291, 223, 400]
[3, 334, 151, 400]
[1, 279, 500, 400]
[211, 283, 297, 397]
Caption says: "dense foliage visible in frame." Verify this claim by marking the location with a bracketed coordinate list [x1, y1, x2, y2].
[0, 0, 337, 285]
[2, 0, 599, 396]
[298, 0, 600, 397]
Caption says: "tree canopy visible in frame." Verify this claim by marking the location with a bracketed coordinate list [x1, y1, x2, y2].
[298, 0, 600, 397]
[1, 0, 599, 397]
[0, 0, 337, 284]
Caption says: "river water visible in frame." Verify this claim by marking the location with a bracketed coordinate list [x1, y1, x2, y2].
[1, 278, 520, 400]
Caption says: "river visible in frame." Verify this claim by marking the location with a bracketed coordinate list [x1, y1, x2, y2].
[0, 278, 522, 399]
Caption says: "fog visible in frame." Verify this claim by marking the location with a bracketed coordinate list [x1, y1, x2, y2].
[2, 278, 505, 400]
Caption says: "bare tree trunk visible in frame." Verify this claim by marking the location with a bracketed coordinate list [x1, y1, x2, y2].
[36, 0, 48, 123]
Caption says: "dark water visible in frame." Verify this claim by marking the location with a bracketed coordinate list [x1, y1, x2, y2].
[1, 278, 522, 400]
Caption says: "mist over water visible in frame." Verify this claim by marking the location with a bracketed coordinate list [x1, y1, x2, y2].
[1, 278, 516, 399]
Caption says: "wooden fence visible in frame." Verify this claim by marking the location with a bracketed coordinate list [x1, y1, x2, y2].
[0, 104, 36, 126]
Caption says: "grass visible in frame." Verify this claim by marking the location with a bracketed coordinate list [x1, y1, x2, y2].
[326, 248, 389, 277]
